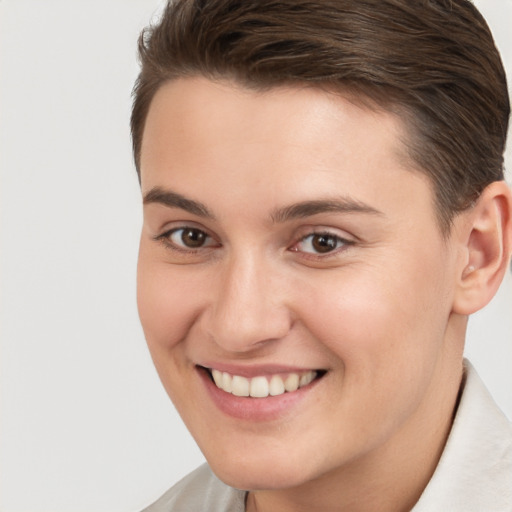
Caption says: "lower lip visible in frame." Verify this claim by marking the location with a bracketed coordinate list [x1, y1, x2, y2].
[198, 367, 322, 421]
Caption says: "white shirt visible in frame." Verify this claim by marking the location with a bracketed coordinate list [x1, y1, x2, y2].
[142, 361, 512, 511]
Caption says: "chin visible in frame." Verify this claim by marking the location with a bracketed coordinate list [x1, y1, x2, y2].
[206, 450, 321, 491]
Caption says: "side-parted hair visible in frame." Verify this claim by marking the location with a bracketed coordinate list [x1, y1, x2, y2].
[131, 0, 509, 232]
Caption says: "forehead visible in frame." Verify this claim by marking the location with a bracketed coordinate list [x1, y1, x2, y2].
[140, 77, 436, 227]
[141, 77, 406, 168]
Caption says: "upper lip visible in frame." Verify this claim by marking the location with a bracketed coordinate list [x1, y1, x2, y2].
[198, 363, 325, 378]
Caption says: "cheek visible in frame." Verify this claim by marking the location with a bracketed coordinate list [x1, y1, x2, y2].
[136, 255, 206, 407]
[293, 267, 450, 450]
[301, 256, 451, 388]
[137, 254, 201, 351]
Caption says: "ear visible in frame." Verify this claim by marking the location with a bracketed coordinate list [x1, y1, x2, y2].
[452, 181, 512, 315]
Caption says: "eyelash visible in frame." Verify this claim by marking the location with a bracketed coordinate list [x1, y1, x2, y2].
[291, 231, 355, 258]
[154, 227, 218, 253]
[154, 226, 355, 259]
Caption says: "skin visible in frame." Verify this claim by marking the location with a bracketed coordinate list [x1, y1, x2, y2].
[137, 77, 509, 512]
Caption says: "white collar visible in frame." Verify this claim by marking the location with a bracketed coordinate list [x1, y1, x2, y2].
[412, 359, 512, 511]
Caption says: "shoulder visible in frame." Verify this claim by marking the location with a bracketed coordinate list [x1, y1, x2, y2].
[413, 360, 512, 511]
[141, 463, 247, 512]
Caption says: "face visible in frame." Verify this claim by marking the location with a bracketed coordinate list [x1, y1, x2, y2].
[137, 77, 463, 491]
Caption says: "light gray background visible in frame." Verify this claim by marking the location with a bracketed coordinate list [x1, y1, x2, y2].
[0, 1, 511, 511]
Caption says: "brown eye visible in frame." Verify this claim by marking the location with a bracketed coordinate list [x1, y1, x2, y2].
[181, 228, 206, 247]
[167, 227, 214, 249]
[294, 232, 350, 255]
[311, 234, 338, 253]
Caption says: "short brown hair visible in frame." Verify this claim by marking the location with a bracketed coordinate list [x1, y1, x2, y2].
[131, 0, 509, 231]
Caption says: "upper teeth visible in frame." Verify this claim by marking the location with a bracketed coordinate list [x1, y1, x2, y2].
[211, 369, 317, 398]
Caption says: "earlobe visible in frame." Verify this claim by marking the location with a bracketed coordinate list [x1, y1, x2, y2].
[453, 181, 512, 315]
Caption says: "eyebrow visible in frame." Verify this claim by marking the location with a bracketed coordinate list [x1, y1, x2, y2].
[271, 198, 383, 223]
[143, 186, 383, 222]
[143, 187, 215, 219]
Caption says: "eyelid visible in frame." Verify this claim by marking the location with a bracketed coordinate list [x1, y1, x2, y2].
[154, 223, 220, 252]
[294, 225, 355, 243]
[289, 227, 356, 257]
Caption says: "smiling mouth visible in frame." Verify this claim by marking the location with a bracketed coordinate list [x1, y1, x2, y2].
[202, 367, 326, 398]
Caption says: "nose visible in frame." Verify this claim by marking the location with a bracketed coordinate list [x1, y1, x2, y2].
[203, 252, 292, 353]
